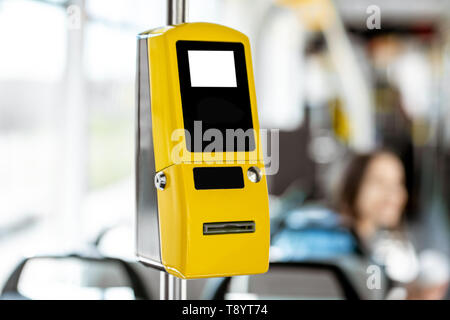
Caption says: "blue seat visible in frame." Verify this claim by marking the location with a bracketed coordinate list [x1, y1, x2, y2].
[270, 205, 362, 262]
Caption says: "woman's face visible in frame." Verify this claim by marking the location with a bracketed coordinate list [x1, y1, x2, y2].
[355, 153, 408, 229]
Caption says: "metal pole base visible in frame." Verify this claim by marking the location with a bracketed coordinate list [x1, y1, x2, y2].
[160, 271, 187, 300]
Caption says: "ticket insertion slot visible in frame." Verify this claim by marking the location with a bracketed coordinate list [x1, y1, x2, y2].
[203, 221, 255, 235]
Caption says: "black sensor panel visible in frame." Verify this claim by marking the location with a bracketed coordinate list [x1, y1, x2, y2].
[193, 167, 244, 190]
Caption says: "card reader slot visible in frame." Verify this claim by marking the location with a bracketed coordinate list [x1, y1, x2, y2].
[203, 221, 255, 235]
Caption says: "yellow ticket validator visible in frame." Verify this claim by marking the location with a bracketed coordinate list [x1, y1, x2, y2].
[135, 22, 270, 279]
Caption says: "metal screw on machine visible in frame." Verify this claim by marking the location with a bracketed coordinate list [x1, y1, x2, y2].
[155, 171, 167, 190]
[247, 166, 262, 183]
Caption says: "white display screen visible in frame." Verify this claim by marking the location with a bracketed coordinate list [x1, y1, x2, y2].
[187, 50, 237, 87]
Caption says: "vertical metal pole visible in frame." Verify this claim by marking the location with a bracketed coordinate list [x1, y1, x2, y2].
[160, 273, 187, 300]
[159, 0, 189, 301]
[167, 0, 188, 25]
[160, 271, 170, 300]
[172, 275, 187, 300]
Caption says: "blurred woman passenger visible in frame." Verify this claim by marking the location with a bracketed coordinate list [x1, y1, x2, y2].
[336, 150, 449, 299]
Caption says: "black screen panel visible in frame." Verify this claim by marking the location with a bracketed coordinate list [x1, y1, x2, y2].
[176, 41, 255, 152]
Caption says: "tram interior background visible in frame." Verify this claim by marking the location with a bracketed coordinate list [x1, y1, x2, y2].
[0, 0, 449, 299]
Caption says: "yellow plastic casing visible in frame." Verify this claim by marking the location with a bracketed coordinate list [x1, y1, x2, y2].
[146, 22, 269, 279]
